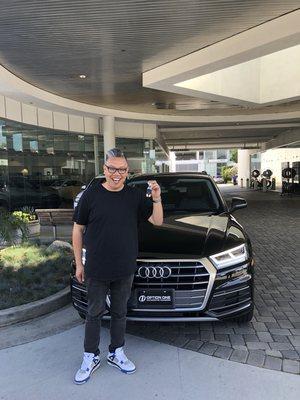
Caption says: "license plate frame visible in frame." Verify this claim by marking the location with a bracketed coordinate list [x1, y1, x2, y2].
[136, 288, 174, 309]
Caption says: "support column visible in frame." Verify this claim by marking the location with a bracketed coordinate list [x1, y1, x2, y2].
[169, 151, 176, 172]
[93, 136, 100, 176]
[237, 149, 257, 187]
[103, 115, 115, 155]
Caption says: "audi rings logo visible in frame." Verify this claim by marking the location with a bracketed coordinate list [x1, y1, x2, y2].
[137, 266, 172, 279]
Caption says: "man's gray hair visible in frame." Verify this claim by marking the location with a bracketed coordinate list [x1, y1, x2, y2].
[105, 148, 127, 161]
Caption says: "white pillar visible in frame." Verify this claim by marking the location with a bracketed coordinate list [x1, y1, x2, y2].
[93, 136, 100, 176]
[103, 116, 115, 154]
[237, 149, 257, 187]
[169, 151, 176, 172]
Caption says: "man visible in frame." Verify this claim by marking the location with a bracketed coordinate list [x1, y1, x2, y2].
[72, 148, 163, 384]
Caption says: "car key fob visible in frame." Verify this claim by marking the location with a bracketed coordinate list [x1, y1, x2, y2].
[146, 183, 152, 197]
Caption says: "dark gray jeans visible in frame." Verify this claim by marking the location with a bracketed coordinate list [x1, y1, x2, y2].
[84, 274, 134, 355]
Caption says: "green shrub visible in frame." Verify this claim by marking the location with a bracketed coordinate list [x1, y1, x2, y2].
[221, 166, 232, 183]
[0, 243, 73, 309]
[12, 211, 35, 223]
[0, 211, 28, 244]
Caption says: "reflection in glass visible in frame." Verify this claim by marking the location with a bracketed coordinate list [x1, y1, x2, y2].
[13, 133, 23, 152]
[0, 118, 156, 210]
[30, 140, 38, 153]
[0, 120, 106, 209]
[0, 125, 7, 150]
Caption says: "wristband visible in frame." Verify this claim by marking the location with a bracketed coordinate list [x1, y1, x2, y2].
[152, 198, 162, 203]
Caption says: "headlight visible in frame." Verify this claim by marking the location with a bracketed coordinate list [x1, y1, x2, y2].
[209, 244, 248, 270]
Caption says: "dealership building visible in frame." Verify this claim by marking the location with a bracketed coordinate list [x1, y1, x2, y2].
[1, 2, 300, 392]
[0, 5, 299, 210]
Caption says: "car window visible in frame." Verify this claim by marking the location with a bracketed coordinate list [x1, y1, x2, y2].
[128, 177, 222, 213]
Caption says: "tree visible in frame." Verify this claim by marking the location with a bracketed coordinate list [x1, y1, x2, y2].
[221, 166, 232, 183]
[230, 149, 238, 163]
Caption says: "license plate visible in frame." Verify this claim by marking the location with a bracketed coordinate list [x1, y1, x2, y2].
[136, 289, 174, 309]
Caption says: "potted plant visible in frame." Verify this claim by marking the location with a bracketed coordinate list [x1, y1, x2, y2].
[12, 207, 40, 237]
[0, 211, 29, 247]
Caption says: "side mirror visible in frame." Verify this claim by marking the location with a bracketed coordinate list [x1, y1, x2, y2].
[229, 197, 247, 213]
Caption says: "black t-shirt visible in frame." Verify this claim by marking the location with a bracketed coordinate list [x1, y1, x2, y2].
[73, 182, 153, 281]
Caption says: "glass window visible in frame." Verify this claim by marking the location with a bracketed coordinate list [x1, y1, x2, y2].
[205, 150, 214, 160]
[176, 163, 198, 172]
[129, 177, 222, 213]
[0, 125, 7, 150]
[0, 118, 104, 210]
[176, 152, 196, 161]
[115, 137, 154, 174]
[12, 133, 23, 152]
[217, 149, 227, 159]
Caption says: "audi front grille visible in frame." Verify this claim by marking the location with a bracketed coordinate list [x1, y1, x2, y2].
[133, 259, 215, 309]
[71, 259, 216, 312]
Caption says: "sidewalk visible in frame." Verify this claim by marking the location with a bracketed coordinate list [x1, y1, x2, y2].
[1, 320, 299, 400]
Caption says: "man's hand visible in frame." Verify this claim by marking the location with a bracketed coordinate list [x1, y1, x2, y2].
[148, 180, 161, 201]
[76, 262, 85, 283]
[147, 180, 163, 226]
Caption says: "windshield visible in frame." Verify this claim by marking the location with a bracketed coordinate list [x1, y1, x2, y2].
[128, 177, 223, 213]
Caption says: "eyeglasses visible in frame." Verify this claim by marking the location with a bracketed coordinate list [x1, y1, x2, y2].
[105, 164, 128, 174]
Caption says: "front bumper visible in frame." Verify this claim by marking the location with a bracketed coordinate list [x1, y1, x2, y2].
[70, 258, 254, 322]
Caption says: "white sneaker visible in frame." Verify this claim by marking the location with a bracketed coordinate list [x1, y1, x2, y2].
[74, 352, 101, 384]
[107, 347, 136, 374]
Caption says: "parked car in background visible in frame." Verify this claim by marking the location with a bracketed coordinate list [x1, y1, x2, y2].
[51, 179, 84, 202]
[0, 176, 61, 211]
[213, 176, 224, 184]
[71, 173, 254, 323]
[73, 175, 105, 208]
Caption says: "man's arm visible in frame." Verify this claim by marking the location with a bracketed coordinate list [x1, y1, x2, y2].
[147, 180, 163, 226]
[148, 201, 163, 226]
[72, 222, 86, 283]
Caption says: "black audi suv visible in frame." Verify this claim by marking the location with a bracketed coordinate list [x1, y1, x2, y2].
[70, 173, 254, 323]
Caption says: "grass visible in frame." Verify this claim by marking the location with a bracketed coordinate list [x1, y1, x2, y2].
[0, 243, 73, 310]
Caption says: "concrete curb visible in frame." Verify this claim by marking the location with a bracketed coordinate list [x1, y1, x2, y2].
[0, 287, 71, 327]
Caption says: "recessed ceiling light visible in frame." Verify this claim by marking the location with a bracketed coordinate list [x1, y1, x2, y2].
[79, 74, 87, 79]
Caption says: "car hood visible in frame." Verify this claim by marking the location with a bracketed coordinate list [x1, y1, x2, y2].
[138, 212, 247, 259]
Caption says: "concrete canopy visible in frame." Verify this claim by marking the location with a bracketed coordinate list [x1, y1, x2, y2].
[0, 1, 299, 150]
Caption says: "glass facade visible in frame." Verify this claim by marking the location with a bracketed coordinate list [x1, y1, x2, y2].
[174, 149, 231, 177]
[0, 118, 154, 210]
[0, 119, 105, 210]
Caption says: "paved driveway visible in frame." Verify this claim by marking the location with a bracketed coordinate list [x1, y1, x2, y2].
[123, 187, 300, 374]
[1, 320, 300, 400]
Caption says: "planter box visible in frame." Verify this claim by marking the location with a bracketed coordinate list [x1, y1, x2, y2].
[27, 220, 40, 237]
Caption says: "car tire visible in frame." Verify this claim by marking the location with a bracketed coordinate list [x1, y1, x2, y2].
[233, 306, 254, 323]
[251, 169, 260, 178]
[78, 311, 86, 320]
